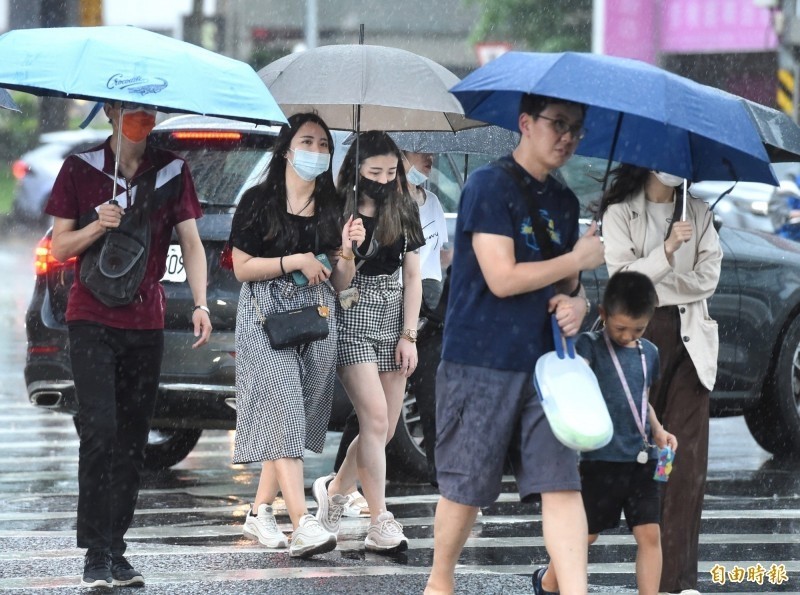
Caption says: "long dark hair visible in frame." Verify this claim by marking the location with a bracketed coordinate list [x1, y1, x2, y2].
[337, 131, 424, 247]
[596, 163, 651, 219]
[235, 112, 342, 253]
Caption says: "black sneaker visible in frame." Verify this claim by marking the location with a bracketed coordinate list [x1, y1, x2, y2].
[111, 554, 145, 587]
[81, 548, 112, 589]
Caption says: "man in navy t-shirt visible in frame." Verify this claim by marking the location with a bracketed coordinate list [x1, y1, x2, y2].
[424, 93, 606, 595]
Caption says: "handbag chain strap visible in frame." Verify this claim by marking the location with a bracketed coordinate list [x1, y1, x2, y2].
[250, 278, 325, 324]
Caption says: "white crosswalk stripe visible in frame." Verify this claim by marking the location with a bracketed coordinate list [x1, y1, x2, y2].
[0, 401, 797, 593]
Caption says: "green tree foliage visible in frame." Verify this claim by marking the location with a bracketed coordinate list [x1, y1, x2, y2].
[466, 0, 592, 52]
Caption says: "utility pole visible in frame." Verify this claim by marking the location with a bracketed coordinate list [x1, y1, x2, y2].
[305, 0, 318, 50]
[38, 0, 75, 132]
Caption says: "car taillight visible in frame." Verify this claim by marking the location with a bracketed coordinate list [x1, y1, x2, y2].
[12, 159, 30, 180]
[34, 236, 75, 276]
[28, 345, 61, 355]
[220, 242, 233, 271]
[170, 131, 242, 141]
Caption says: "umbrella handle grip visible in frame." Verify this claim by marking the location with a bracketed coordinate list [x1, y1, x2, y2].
[550, 314, 576, 359]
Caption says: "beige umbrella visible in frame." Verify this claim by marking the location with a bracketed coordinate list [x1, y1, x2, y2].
[258, 44, 483, 132]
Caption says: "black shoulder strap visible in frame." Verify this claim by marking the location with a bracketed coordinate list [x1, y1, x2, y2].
[126, 165, 166, 218]
[493, 159, 556, 260]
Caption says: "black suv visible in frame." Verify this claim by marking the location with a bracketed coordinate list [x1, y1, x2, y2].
[24, 116, 800, 478]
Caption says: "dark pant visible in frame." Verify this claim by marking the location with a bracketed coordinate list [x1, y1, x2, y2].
[69, 323, 164, 554]
[333, 325, 441, 486]
[643, 307, 710, 592]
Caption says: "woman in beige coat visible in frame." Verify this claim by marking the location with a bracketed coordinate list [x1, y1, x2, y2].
[599, 164, 722, 595]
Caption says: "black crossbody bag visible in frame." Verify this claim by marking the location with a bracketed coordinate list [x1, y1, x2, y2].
[78, 168, 167, 307]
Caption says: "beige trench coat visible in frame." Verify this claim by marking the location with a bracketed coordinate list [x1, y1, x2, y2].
[602, 189, 722, 390]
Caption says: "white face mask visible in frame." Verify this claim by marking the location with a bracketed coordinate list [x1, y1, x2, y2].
[289, 148, 330, 181]
[651, 170, 684, 187]
[406, 164, 428, 187]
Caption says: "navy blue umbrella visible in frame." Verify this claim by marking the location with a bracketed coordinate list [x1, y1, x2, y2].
[0, 88, 19, 112]
[450, 52, 777, 184]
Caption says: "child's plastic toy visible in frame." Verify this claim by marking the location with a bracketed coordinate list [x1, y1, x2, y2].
[533, 315, 613, 452]
[653, 445, 675, 482]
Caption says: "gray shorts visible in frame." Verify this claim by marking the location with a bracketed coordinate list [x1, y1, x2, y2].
[435, 360, 581, 507]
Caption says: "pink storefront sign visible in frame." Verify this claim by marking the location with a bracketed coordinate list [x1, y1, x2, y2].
[602, 0, 776, 61]
[603, 0, 659, 64]
[661, 0, 776, 53]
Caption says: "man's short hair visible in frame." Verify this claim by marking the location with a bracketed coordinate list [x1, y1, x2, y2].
[602, 271, 658, 318]
[518, 93, 586, 118]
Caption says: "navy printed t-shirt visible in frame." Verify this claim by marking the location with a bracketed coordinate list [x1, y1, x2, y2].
[576, 331, 661, 462]
[442, 155, 580, 372]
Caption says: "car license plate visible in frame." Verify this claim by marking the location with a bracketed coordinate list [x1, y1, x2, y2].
[162, 244, 186, 283]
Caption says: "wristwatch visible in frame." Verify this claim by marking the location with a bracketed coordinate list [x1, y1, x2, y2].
[192, 305, 211, 316]
[401, 328, 418, 343]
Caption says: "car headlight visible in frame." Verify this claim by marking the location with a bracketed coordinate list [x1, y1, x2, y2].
[750, 200, 769, 216]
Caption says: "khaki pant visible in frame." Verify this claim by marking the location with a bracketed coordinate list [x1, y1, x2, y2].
[643, 306, 710, 593]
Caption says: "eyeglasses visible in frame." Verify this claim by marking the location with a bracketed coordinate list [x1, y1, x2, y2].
[536, 114, 586, 141]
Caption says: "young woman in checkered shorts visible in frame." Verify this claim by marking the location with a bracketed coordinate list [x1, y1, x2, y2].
[229, 113, 366, 558]
[312, 131, 425, 553]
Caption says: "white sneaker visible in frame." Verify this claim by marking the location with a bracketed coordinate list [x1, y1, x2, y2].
[312, 475, 348, 534]
[289, 514, 337, 558]
[243, 504, 288, 548]
[342, 489, 370, 517]
[364, 511, 409, 554]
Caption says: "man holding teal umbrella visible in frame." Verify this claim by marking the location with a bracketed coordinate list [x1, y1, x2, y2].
[46, 101, 211, 589]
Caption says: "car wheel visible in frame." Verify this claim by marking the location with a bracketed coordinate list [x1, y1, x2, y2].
[386, 382, 430, 482]
[143, 428, 203, 470]
[744, 315, 800, 456]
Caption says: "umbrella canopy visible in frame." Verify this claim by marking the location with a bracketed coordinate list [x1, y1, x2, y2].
[0, 26, 287, 126]
[450, 51, 777, 184]
[258, 44, 481, 132]
[0, 88, 19, 112]
[741, 99, 800, 163]
[387, 126, 519, 155]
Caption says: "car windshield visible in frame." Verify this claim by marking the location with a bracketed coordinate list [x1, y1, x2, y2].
[170, 146, 271, 207]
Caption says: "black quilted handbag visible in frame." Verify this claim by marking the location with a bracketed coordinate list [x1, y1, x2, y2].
[250, 282, 329, 349]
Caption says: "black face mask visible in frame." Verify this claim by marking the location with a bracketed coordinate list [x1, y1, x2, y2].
[359, 176, 393, 202]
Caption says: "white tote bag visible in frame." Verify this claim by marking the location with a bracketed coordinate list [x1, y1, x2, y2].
[533, 315, 613, 452]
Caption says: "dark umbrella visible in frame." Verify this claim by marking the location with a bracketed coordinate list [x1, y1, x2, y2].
[741, 99, 800, 162]
[387, 127, 519, 155]
[0, 88, 19, 112]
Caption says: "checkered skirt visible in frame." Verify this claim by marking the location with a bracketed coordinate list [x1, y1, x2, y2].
[232, 276, 337, 464]
[336, 270, 403, 371]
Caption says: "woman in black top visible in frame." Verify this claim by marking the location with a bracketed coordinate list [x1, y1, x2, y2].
[312, 131, 425, 553]
[229, 113, 365, 558]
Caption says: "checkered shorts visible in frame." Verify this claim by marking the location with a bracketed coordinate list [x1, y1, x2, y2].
[232, 276, 338, 464]
[336, 270, 403, 372]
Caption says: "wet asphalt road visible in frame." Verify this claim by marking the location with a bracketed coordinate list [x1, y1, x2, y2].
[0, 229, 799, 594]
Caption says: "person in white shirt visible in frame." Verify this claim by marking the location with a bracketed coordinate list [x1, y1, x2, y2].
[401, 150, 451, 309]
